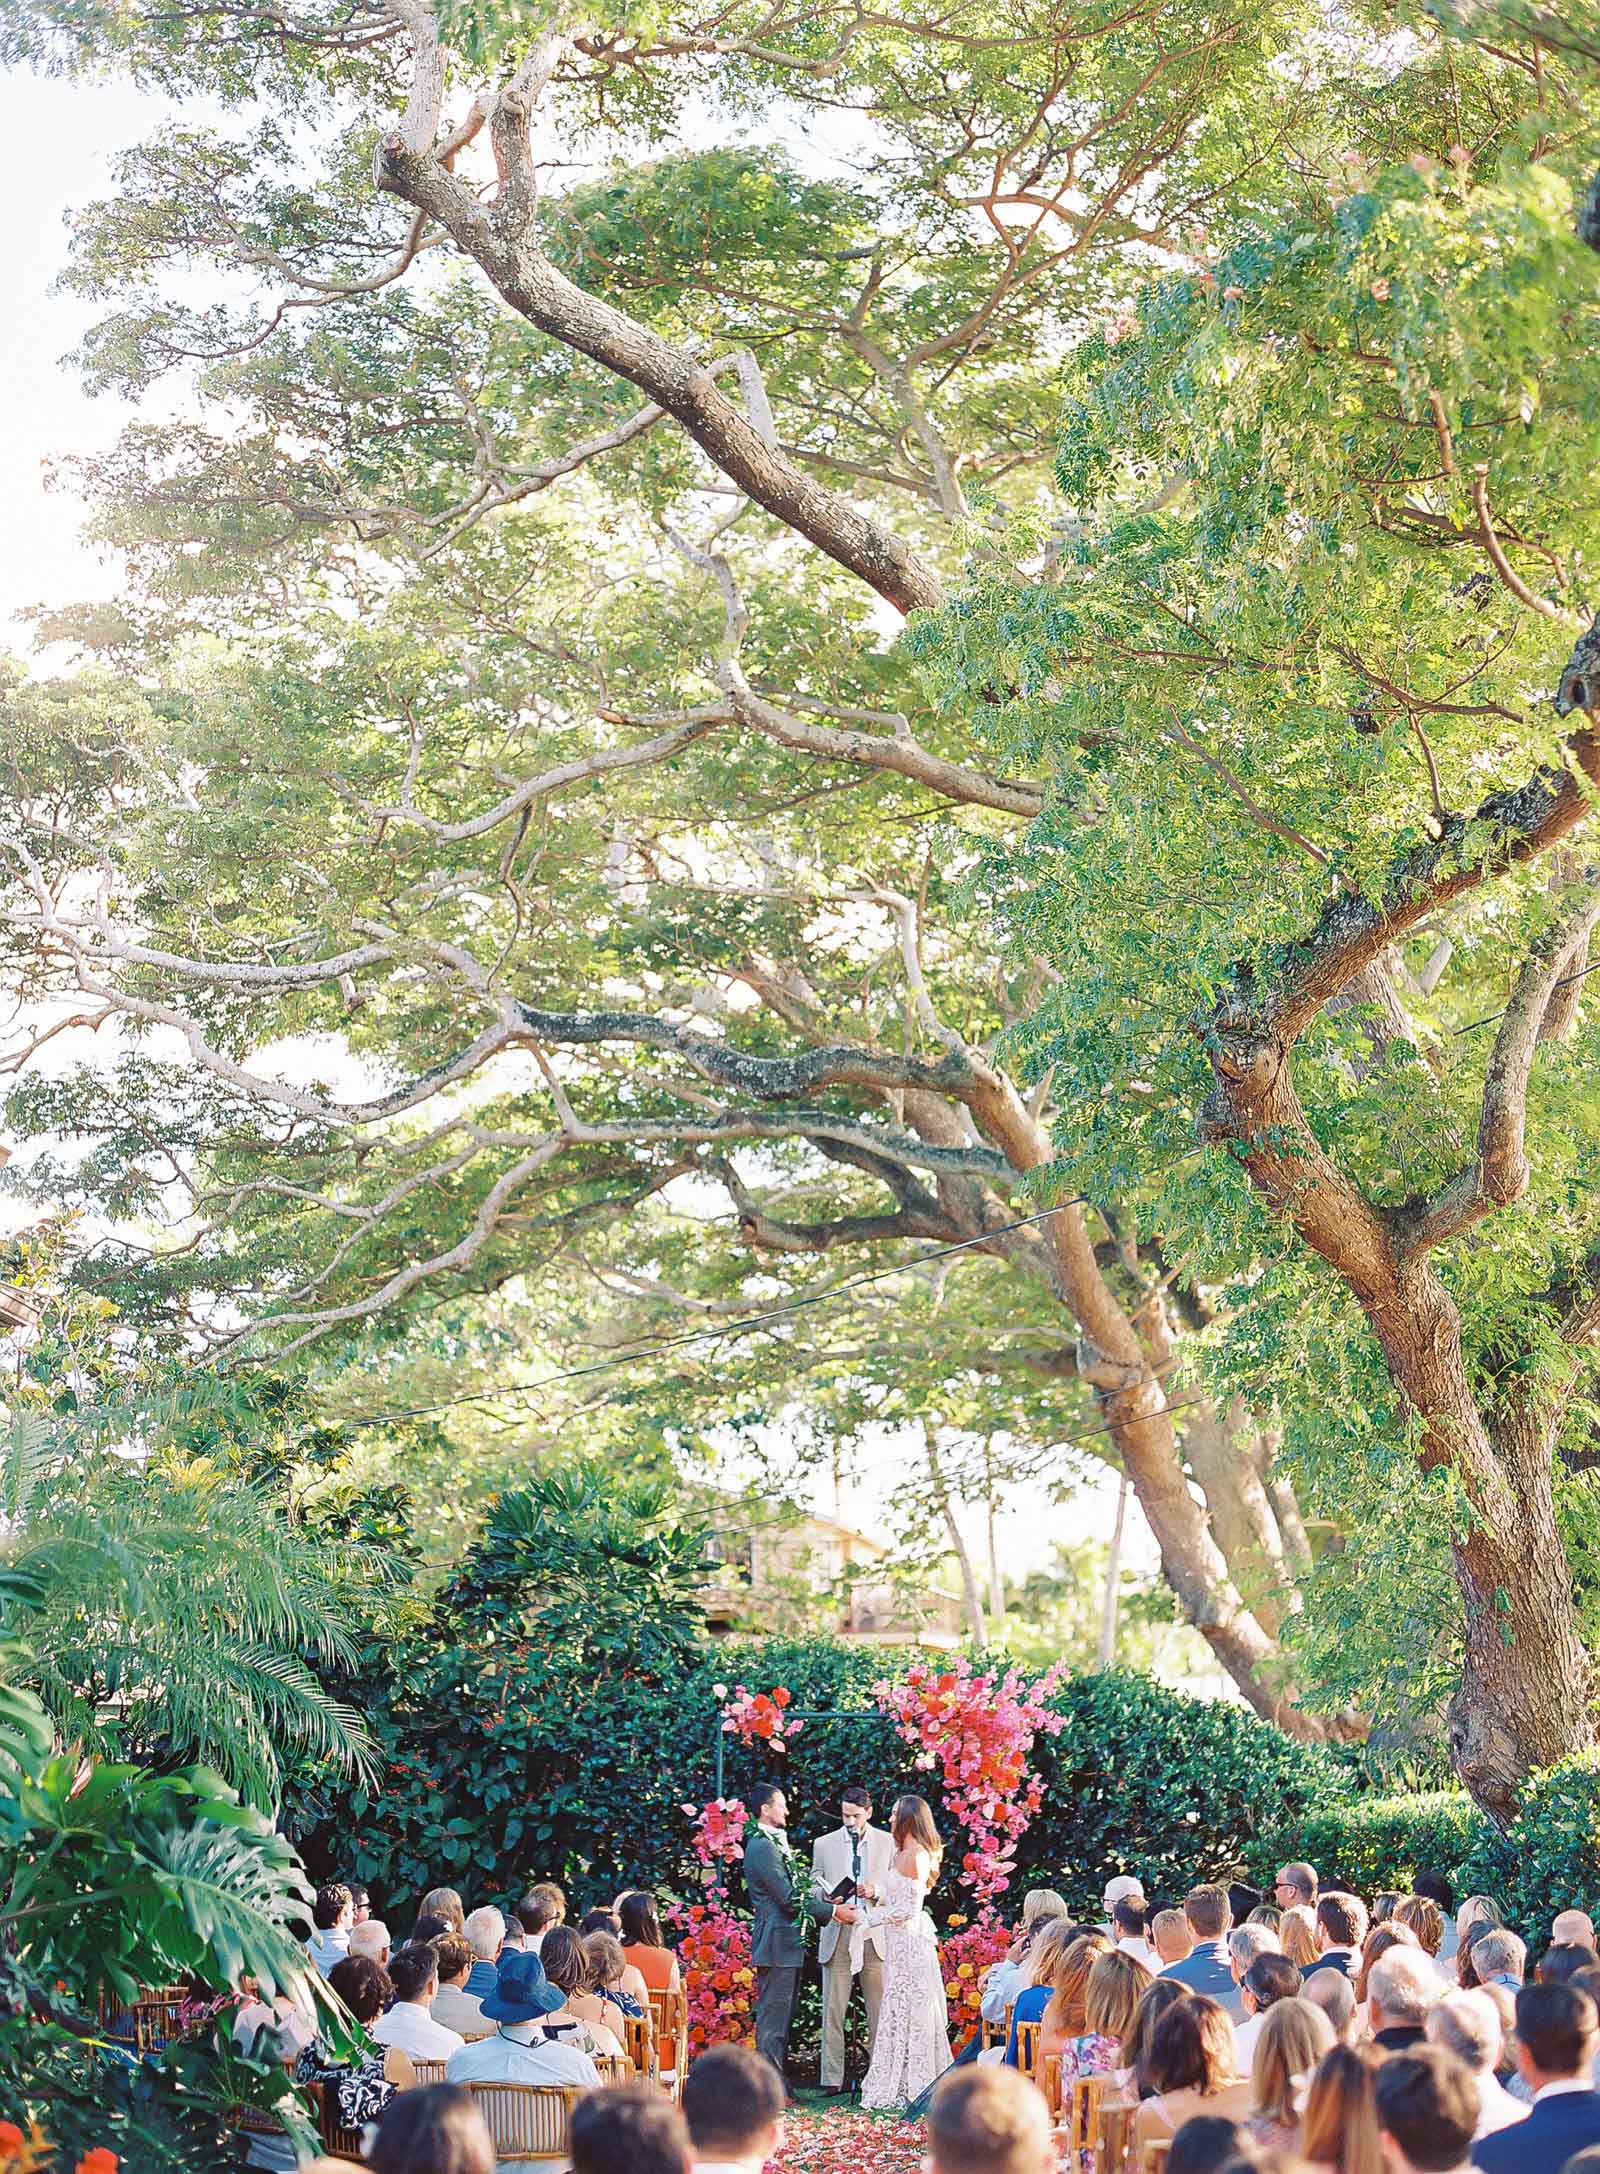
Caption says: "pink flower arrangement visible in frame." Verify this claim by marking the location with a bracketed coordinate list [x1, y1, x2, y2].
[874, 1657, 1067, 1906]
[719, 1683, 804, 1752]
[670, 1793, 756, 2051]
[938, 1911, 1013, 2040]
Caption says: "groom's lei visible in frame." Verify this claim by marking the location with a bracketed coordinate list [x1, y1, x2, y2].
[743, 1816, 814, 1938]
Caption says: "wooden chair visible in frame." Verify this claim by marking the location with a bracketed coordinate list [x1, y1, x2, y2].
[99, 1984, 189, 2052]
[1066, 2074, 1108, 2159]
[1141, 2140, 1172, 2174]
[981, 2015, 1004, 2051]
[465, 2081, 581, 2161]
[594, 2052, 633, 2086]
[309, 2079, 365, 2165]
[1015, 2018, 1042, 2080]
[623, 2012, 653, 2078]
[1095, 2095, 1137, 2174]
[412, 2057, 450, 2085]
[648, 1987, 688, 2100]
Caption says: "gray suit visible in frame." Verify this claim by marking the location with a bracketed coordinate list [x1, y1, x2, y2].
[746, 1826, 807, 2075]
[811, 1823, 893, 2087]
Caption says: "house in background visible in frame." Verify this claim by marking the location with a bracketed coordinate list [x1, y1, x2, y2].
[698, 1501, 963, 1648]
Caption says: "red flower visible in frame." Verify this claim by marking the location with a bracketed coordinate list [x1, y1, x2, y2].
[0, 2125, 24, 2161]
[75, 2154, 119, 2174]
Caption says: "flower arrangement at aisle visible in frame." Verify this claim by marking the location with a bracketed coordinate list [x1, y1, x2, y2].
[939, 1913, 1012, 2040]
[666, 1796, 756, 2053]
[717, 1682, 804, 1753]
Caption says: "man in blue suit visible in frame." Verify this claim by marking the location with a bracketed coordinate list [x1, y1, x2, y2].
[1471, 1984, 1600, 2174]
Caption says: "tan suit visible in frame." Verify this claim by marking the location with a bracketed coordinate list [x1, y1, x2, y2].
[811, 1822, 893, 2088]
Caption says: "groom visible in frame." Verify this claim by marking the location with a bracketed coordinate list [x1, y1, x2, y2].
[810, 1784, 894, 2093]
[745, 1781, 812, 2083]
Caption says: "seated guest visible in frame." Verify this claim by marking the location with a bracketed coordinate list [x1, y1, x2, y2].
[307, 1883, 354, 1976]
[431, 1934, 486, 2038]
[295, 1955, 414, 2124]
[420, 1886, 466, 1934]
[1471, 1983, 1600, 2172]
[1245, 1998, 1333, 2151]
[1375, 1894, 1404, 1925]
[1248, 1906, 1284, 1934]
[1425, 1990, 1525, 2139]
[349, 1918, 392, 1969]
[461, 1906, 505, 2000]
[369, 2084, 494, 2174]
[1115, 1896, 1161, 1970]
[373, 1943, 465, 2060]
[1125, 1978, 1192, 2097]
[500, 1917, 527, 1953]
[1155, 1908, 1197, 1967]
[1304, 1967, 1359, 2046]
[1455, 1926, 1496, 1993]
[1368, 1947, 1441, 2053]
[1537, 1942, 1598, 1986]
[1308, 1894, 1369, 1981]
[1005, 1927, 1097, 2066]
[1303, 2042, 1384, 2174]
[1104, 1876, 1146, 1947]
[539, 1924, 625, 2057]
[446, 1951, 600, 2114]
[682, 2042, 786, 2172]
[1168, 2118, 1251, 2174]
[1060, 1950, 1151, 2085]
[928, 2065, 1055, 2174]
[1236, 1953, 1303, 2066]
[410, 1912, 452, 1946]
[1471, 1932, 1525, 1993]
[1412, 1875, 1457, 1961]
[585, 1929, 651, 2022]
[1556, 1911, 1597, 1952]
[1273, 1864, 1318, 1912]
[1133, 1994, 1250, 2148]
[1162, 1887, 1246, 2021]
[581, 1906, 623, 1938]
[342, 1880, 373, 1925]
[518, 1881, 568, 1954]
[1038, 1932, 1113, 2066]
[985, 1890, 1071, 2021]
[1395, 1897, 1450, 1984]
[1456, 1898, 1502, 1958]
[1375, 2047, 1480, 2174]
[1281, 1906, 1321, 1971]
[1358, 1925, 1422, 2006]
[1229, 1926, 1282, 2037]
[620, 1890, 683, 1993]
[569, 2085, 692, 2174]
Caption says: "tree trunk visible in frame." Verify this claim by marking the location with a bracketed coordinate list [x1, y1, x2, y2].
[1180, 1397, 1297, 1637]
[927, 1429, 987, 1647]
[984, 1444, 1007, 1626]
[1099, 1473, 1128, 1668]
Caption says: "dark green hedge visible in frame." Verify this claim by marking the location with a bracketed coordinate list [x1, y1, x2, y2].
[1242, 1791, 1487, 1898]
[1456, 1755, 1600, 1938]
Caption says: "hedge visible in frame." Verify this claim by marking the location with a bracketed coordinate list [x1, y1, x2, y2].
[1242, 1791, 1488, 1900]
[1455, 1754, 1600, 1938]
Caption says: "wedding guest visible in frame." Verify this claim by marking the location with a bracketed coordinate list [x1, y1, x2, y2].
[1230, 1926, 1282, 2022]
[683, 2043, 786, 2172]
[1060, 1950, 1151, 2085]
[1375, 2047, 1480, 2174]
[373, 1944, 465, 2061]
[501, 1917, 528, 1954]
[983, 1890, 1070, 2021]
[1471, 1984, 1600, 2172]
[621, 1890, 682, 1993]
[1304, 1969, 1359, 2046]
[570, 2085, 692, 2174]
[1455, 1927, 1494, 1993]
[581, 1907, 623, 1939]
[1245, 1998, 1333, 2151]
[1368, 1947, 1440, 2053]
[1425, 1989, 1526, 2138]
[1236, 1953, 1304, 2066]
[1133, 1995, 1250, 2148]
[1248, 1906, 1284, 1934]
[1455, 1899, 1503, 1957]
[1104, 1876, 1147, 1937]
[462, 1907, 505, 2000]
[410, 1913, 452, 1945]
[540, 1925, 626, 2057]
[1274, 1865, 1318, 1912]
[350, 1918, 392, 1969]
[928, 2065, 1055, 2174]
[338, 1880, 372, 1926]
[1307, 1895, 1369, 1982]
[1357, 1924, 1421, 2006]
[1539, 1941, 1598, 1986]
[1155, 1909, 1197, 1967]
[446, 1951, 599, 2099]
[420, 1887, 466, 1934]
[585, 1929, 652, 2023]
[1413, 1876, 1457, 1963]
[1281, 1907, 1321, 1970]
[1395, 1898, 1449, 1983]
[1302, 2043, 1384, 2174]
[295, 1956, 414, 2122]
[431, 1934, 486, 2038]
[1007, 1928, 1101, 2065]
[1471, 1932, 1525, 1993]
[1555, 1911, 1597, 1951]
[1039, 1931, 1113, 2066]
[369, 2085, 494, 2174]
[1126, 1979, 1193, 2098]
[307, 1883, 355, 1976]
[1162, 1888, 1246, 2021]
[1167, 2117, 1251, 2174]
[519, 1882, 567, 1954]
[1116, 1897, 1161, 1970]
[1375, 1895, 1405, 1926]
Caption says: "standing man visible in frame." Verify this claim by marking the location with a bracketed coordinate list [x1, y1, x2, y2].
[745, 1783, 805, 2088]
[811, 1785, 894, 2094]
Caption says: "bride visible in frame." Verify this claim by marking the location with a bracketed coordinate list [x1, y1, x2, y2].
[846, 1793, 952, 2111]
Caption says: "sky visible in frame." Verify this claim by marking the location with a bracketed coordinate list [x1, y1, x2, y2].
[0, 59, 1193, 1646]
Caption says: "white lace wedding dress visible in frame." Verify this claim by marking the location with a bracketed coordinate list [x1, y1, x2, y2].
[857, 1861, 952, 2111]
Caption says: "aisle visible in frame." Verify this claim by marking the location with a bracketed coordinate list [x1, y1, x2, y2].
[769, 2107, 928, 2174]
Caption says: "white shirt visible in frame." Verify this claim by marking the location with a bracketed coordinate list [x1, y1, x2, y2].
[373, 1999, 465, 2059]
[447, 2026, 598, 2170]
[694, 2162, 766, 2174]
[1474, 2071, 1528, 2137]
[1534, 2078, 1596, 2102]
[1233, 2011, 1264, 2069]
[982, 1958, 1026, 2023]
[1119, 1936, 1160, 1971]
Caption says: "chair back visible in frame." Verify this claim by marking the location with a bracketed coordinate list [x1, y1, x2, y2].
[623, 2011, 652, 2076]
[1141, 2140, 1172, 2174]
[106, 1985, 189, 2053]
[466, 2081, 581, 2158]
[412, 2056, 450, 2085]
[649, 1986, 689, 2099]
[1015, 2018, 1042, 2080]
[595, 2052, 633, 2086]
[1067, 2073, 1108, 2155]
[1095, 2094, 1136, 2174]
[309, 2078, 365, 2164]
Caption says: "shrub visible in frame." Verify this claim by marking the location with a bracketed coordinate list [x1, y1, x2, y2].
[1455, 1754, 1600, 1938]
[1243, 1792, 1488, 1899]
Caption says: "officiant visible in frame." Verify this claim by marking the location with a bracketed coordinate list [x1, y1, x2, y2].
[810, 1784, 895, 2093]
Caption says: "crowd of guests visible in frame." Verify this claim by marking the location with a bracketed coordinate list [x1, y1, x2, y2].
[248, 1858, 1600, 2174]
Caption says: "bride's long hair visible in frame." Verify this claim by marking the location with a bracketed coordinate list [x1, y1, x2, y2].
[891, 1794, 943, 1881]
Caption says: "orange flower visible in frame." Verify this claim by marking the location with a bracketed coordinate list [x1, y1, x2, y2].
[75, 2154, 119, 2174]
[0, 2124, 23, 2160]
